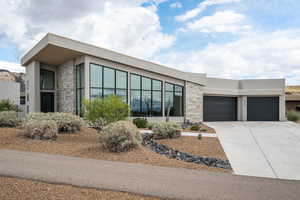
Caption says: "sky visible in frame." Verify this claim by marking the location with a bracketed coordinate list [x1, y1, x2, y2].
[0, 0, 299, 85]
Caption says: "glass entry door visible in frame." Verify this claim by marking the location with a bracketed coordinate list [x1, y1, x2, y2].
[41, 92, 54, 113]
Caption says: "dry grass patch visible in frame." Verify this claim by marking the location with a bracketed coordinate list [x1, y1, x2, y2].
[0, 177, 163, 200]
[0, 127, 229, 173]
[157, 136, 228, 161]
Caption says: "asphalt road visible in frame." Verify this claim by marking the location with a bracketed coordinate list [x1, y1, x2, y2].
[0, 149, 300, 200]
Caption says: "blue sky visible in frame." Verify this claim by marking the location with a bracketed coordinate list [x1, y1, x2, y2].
[0, 0, 299, 84]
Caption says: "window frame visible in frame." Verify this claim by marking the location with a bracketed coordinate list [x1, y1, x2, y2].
[164, 82, 184, 117]
[89, 63, 128, 103]
[130, 73, 163, 117]
[76, 63, 85, 116]
[40, 69, 55, 91]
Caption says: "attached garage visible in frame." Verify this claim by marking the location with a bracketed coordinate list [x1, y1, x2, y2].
[203, 96, 237, 121]
[247, 97, 279, 121]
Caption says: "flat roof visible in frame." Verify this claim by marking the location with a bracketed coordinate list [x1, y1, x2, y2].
[21, 33, 206, 85]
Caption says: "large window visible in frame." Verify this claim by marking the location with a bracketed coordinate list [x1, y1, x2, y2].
[130, 74, 162, 117]
[40, 69, 55, 90]
[90, 63, 127, 102]
[165, 83, 184, 116]
[76, 64, 84, 116]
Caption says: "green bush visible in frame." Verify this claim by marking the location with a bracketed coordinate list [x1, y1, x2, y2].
[190, 124, 200, 131]
[84, 95, 129, 124]
[198, 134, 202, 140]
[0, 99, 20, 112]
[23, 120, 58, 140]
[147, 122, 155, 130]
[26, 112, 84, 133]
[0, 111, 20, 127]
[133, 118, 148, 128]
[152, 122, 181, 139]
[287, 110, 300, 122]
[99, 121, 142, 152]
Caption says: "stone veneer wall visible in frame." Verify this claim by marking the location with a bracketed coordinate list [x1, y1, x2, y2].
[57, 60, 76, 113]
[185, 81, 204, 122]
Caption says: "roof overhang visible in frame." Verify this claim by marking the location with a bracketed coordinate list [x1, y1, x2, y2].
[21, 33, 206, 86]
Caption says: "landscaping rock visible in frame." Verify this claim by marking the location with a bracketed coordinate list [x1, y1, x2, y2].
[142, 134, 231, 170]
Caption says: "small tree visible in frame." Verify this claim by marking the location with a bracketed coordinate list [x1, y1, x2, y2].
[84, 95, 130, 124]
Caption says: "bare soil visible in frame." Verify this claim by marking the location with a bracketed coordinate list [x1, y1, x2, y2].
[0, 176, 164, 200]
[157, 136, 228, 160]
[0, 127, 229, 200]
[0, 127, 229, 173]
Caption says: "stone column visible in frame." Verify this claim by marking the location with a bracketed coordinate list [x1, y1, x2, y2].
[185, 81, 204, 122]
[279, 95, 286, 121]
[57, 60, 76, 113]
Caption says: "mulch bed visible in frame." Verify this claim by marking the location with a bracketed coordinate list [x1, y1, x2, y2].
[0, 177, 163, 200]
[0, 127, 230, 200]
[157, 136, 227, 160]
[0, 127, 229, 173]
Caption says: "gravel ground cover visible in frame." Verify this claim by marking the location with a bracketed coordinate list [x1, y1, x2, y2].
[157, 136, 227, 160]
[0, 127, 229, 173]
[0, 176, 164, 200]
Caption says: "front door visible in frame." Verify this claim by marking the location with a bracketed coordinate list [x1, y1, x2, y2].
[41, 92, 54, 113]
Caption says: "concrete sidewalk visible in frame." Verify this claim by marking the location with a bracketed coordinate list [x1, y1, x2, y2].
[1, 150, 300, 200]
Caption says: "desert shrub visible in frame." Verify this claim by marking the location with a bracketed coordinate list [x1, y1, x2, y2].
[190, 124, 200, 131]
[0, 99, 20, 112]
[50, 113, 84, 133]
[0, 111, 19, 127]
[287, 110, 300, 122]
[198, 133, 202, 140]
[133, 118, 148, 128]
[26, 112, 84, 133]
[99, 121, 142, 152]
[147, 122, 155, 130]
[84, 95, 129, 124]
[23, 120, 58, 140]
[151, 122, 181, 139]
[89, 118, 108, 131]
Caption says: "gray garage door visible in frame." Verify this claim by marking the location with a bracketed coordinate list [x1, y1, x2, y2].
[247, 97, 279, 121]
[203, 96, 237, 121]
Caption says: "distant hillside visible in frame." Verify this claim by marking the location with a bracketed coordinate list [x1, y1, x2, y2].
[286, 86, 300, 95]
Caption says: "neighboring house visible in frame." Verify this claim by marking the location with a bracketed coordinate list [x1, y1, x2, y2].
[0, 69, 26, 106]
[21, 33, 286, 122]
[285, 86, 300, 112]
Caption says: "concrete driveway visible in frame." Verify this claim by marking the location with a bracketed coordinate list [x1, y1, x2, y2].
[207, 122, 300, 180]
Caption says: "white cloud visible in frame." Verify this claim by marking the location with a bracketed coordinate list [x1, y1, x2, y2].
[175, 0, 241, 22]
[170, 2, 182, 9]
[154, 29, 300, 85]
[0, 0, 174, 59]
[0, 60, 24, 73]
[186, 10, 251, 34]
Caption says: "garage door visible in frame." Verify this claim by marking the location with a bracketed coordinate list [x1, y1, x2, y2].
[247, 97, 279, 121]
[203, 96, 237, 121]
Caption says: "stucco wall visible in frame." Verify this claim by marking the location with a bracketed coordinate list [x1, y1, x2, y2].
[0, 82, 20, 105]
[25, 61, 40, 112]
[185, 81, 204, 122]
[57, 60, 76, 113]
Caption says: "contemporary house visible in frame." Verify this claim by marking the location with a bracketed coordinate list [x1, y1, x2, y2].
[21, 33, 286, 122]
